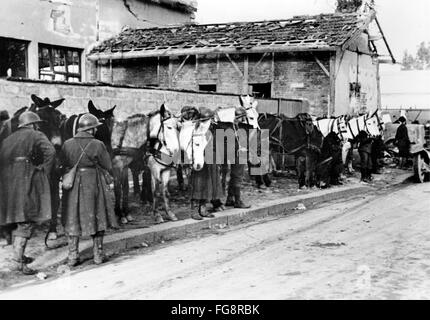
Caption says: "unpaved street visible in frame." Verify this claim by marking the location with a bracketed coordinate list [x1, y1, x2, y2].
[1, 182, 430, 300]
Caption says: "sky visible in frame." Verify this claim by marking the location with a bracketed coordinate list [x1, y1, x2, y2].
[194, 0, 430, 62]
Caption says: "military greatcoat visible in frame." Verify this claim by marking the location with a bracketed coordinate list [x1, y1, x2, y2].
[60, 131, 118, 237]
[0, 127, 55, 226]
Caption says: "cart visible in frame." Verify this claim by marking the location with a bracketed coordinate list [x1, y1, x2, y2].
[384, 123, 430, 183]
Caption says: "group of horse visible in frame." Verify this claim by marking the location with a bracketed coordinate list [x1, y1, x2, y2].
[0, 94, 385, 241]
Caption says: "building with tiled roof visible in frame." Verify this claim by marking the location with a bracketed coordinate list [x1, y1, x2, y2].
[88, 7, 394, 117]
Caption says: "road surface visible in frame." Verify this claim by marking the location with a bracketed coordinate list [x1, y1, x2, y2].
[1, 182, 430, 299]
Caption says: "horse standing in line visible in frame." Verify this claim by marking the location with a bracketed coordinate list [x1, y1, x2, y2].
[111, 104, 180, 224]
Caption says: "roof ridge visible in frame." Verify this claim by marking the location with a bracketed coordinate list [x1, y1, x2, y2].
[126, 12, 363, 32]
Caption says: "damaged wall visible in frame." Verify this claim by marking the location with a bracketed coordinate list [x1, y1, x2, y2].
[0, 0, 195, 81]
[334, 44, 379, 116]
[93, 51, 331, 117]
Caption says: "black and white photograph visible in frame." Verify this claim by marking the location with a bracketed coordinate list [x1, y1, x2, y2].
[0, 0, 429, 303]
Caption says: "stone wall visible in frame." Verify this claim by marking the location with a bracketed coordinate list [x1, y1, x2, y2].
[93, 51, 331, 117]
[0, 78, 283, 121]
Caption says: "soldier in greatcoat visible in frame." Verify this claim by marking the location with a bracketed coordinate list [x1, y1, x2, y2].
[357, 130, 373, 183]
[394, 116, 411, 169]
[0, 111, 56, 275]
[224, 107, 251, 209]
[59, 113, 118, 267]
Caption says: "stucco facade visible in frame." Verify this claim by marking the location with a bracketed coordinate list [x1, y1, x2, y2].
[0, 0, 196, 81]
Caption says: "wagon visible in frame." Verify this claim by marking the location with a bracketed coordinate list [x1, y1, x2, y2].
[384, 123, 430, 183]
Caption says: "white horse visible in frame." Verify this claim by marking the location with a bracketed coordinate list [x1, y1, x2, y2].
[146, 105, 180, 224]
[314, 110, 385, 171]
[111, 104, 180, 224]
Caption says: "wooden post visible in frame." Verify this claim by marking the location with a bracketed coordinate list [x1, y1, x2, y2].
[109, 59, 113, 83]
[376, 59, 381, 109]
[243, 54, 249, 94]
[168, 57, 173, 88]
[329, 53, 337, 117]
[157, 57, 160, 86]
[216, 54, 220, 90]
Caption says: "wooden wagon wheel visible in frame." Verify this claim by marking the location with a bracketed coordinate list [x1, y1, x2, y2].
[414, 153, 428, 183]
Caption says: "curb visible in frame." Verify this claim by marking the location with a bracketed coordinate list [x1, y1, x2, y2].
[32, 184, 374, 270]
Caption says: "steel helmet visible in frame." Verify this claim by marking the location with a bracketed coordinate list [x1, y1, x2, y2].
[18, 111, 44, 128]
[77, 113, 102, 132]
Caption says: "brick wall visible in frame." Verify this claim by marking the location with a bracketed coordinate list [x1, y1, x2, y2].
[0, 78, 255, 121]
[92, 51, 331, 117]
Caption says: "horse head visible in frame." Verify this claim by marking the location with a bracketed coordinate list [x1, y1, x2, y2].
[148, 104, 180, 160]
[30, 94, 65, 149]
[88, 100, 116, 151]
[297, 113, 315, 135]
[239, 95, 260, 129]
[366, 110, 385, 138]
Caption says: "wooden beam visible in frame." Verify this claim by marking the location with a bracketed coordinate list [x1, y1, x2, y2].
[88, 46, 337, 61]
[329, 53, 336, 117]
[157, 57, 160, 86]
[173, 55, 190, 80]
[225, 53, 243, 78]
[313, 54, 330, 77]
[243, 55, 249, 94]
[216, 54, 220, 89]
[251, 52, 269, 73]
[374, 16, 396, 64]
[168, 58, 173, 88]
[271, 52, 275, 83]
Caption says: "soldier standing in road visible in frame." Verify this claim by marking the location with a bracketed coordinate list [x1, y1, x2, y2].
[357, 130, 373, 183]
[60, 114, 118, 267]
[0, 112, 56, 275]
[224, 107, 251, 209]
[394, 116, 411, 169]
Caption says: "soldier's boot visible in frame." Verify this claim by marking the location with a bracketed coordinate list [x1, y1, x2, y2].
[211, 199, 225, 213]
[199, 202, 214, 218]
[93, 234, 107, 265]
[234, 186, 251, 209]
[12, 236, 37, 275]
[191, 210, 203, 220]
[67, 236, 80, 268]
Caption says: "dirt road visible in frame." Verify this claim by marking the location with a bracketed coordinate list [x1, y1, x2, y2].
[1, 182, 429, 300]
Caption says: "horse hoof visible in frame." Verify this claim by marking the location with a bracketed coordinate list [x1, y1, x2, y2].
[166, 212, 178, 221]
[120, 217, 128, 224]
[126, 215, 135, 222]
[155, 215, 164, 224]
[47, 232, 58, 241]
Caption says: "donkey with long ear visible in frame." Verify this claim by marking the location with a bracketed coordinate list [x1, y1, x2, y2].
[88, 100, 116, 156]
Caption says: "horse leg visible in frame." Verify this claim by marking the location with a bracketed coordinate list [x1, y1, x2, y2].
[121, 167, 134, 222]
[47, 174, 60, 240]
[162, 170, 178, 221]
[131, 167, 141, 197]
[297, 156, 306, 189]
[150, 163, 164, 224]
[112, 167, 124, 221]
[221, 164, 229, 196]
[176, 165, 185, 191]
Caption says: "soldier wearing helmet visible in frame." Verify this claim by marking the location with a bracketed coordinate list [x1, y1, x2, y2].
[0, 111, 56, 275]
[394, 116, 410, 169]
[59, 113, 118, 267]
[223, 106, 251, 209]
